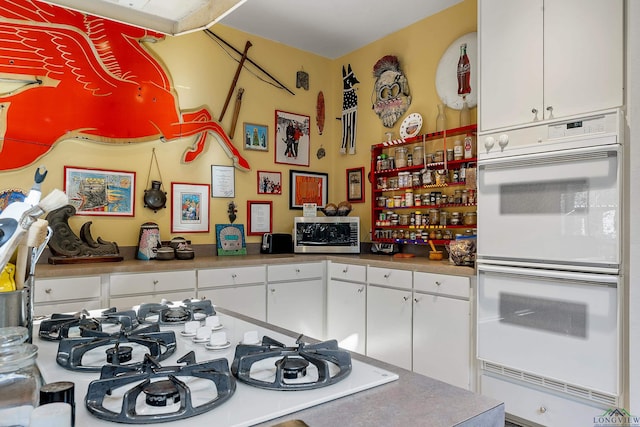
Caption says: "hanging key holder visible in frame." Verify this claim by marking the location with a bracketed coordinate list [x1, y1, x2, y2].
[143, 148, 167, 212]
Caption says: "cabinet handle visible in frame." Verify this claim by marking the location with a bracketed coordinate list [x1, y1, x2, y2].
[531, 108, 538, 114]
[342, 266, 348, 273]
[403, 296, 410, 301]
[546, 106, 554, 119]
[231, 274, 237, 279]
[295, 268, 300, 273]
[538, 406, 547, 414]
[357, 287, 364, 293]
[270, 288, 276, 293]
[153, 280, 159, 285]
[414, 297, 421, 303]
[435, 281, 442, 286]
[384, 272, 390, 279]
[45, 288, 52, 294]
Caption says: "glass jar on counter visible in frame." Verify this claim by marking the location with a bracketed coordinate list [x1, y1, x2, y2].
[0, 327, 43, 426]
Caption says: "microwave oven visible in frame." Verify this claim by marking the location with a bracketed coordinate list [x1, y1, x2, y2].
[293, 216, 360, 254]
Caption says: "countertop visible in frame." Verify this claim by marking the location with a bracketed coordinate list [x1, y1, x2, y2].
[36, 253, 476, 278]
[227, 308, 504, 427]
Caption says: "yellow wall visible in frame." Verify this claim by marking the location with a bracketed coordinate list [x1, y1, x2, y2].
[0, 0, 476, 247]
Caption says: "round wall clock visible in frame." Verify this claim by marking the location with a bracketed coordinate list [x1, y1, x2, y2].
[435, 32, 478, 110]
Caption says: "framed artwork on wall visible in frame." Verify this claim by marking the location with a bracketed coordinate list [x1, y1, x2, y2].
[243, 123, 268, 151]
[64, 166, 135, 216]
[257, 170, 282, 194]
[274, 110, 310, 167]
[211, 165, 235, 198]
[289, 170, 328, 209]
[247, 200, 272, 235]
[346, 166, 365, 203]
[171, 182, 210, 233]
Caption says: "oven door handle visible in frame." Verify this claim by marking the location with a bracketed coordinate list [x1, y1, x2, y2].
[478, 143, 619, 170]
[477, 263, 619, 286]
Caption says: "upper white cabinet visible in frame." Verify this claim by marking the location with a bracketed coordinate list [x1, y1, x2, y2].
[479, 0, 623, 132]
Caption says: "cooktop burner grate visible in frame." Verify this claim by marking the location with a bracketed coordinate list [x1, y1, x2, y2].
[231, 335, 352, 390]
[55, 323, 176, 372]
[137, 299, 215, 325]
[85, 351, 235, 424]
[39, 308, 139, 341]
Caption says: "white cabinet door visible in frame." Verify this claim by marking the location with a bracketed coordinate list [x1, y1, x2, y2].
[198, 266, 265, 288]
[267, 279, 325, 340]
[479, 0, 543, 131]
[326, 280, 366, 354]
[366, 285, 412, 370]
[413, 292, 470, 389]
[109, 270, 196, 308]
[543, 0, 623, 121]
[479, 0, 623, 131]
[33, 276, 103, 316]
[199, 285, 266, 321]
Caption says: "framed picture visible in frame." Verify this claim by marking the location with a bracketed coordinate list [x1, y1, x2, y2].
[257, 170, 282, 194]
[211, 165, 235, 198]
[171, 182, 210, 233]
[64, 166, 135, 216]
[243, 123, 268, 151]
[289, 170, 328, 209]
[274, 110, 310, 166]
[247, 200, 272, 235]
[346, 166, 365, 203]
[215, 224, 247, 256]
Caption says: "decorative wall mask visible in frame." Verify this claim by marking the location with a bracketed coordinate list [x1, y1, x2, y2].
[371, 55, 412, 127]
[0, 0, 250, 171]
[341, 65, 360, 155]
[296, 69, 309, 90]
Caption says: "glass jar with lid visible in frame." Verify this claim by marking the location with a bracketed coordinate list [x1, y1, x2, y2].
[395, 147, 408, 168]
[413, 145, 424, 166]
[0, 327, 43, 425]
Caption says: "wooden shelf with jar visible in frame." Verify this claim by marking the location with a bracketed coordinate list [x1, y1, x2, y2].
[370, 124, 477, 247]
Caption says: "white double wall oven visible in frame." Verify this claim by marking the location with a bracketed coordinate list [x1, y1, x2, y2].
[476, 109, 624, 408]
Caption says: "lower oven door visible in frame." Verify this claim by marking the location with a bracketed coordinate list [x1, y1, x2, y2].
[477, 264, 620, 395]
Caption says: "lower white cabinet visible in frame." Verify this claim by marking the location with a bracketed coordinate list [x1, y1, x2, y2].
[481, 373, 607, 427]
[326, 262, 367, 353]
[412, 272, 471, 390]
[33, 275, 103, 316]
[366, 284, 413, 370]
[109, 270, 196, 308]
[197, 266, 266, 321]
[267, 262, 325, 340]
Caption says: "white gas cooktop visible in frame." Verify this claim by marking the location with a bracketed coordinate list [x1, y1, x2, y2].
[35, 311, 398, 427]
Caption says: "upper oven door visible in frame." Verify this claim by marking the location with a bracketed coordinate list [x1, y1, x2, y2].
[477, 144, 621, 273]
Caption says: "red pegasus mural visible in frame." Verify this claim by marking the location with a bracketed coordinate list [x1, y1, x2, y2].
[0, 0, 250, 171]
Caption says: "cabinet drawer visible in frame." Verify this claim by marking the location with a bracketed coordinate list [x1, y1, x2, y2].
[34, 276, 101, 303]
[198, 266, 265, 287]
[110, 270, 196, 296]
[367, 266, 412, 289]
[329, 262, 366, 283]
[481, 374, 608, 427]
[267, 262, 323, 282]
[413, 272, 469, 298]
[34, 299, 102, 317]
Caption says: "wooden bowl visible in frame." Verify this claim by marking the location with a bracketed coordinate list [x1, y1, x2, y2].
[429, 250, 444, 261]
